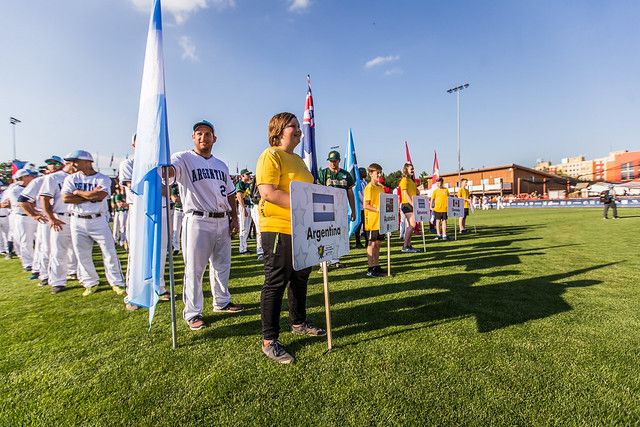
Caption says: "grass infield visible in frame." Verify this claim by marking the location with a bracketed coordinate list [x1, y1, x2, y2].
[1, 208, 638, 426]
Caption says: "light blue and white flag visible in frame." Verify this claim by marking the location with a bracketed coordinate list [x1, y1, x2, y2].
[128, 0, 171, 326]
[345, 128, 361, 237]
[312, 193, 335, 222]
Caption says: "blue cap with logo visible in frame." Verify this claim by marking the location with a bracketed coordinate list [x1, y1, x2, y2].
[45, 155, 64, 165]
[193, 119, 214, 132]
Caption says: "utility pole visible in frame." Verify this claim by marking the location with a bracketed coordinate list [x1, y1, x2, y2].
[9, 117, 21, 160]
[446, 84, 469, 189]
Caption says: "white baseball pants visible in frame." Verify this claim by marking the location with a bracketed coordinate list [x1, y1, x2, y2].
[15, 214, 37, 269]
[0, 215, 8, 253]
[238, 206, 252, 253]
[181, 213, 232, 321]
[70, 215, 124, 288]
[34, 222, 51, 279]
[250, 205, 263, 256]
[172, 209, 183, 251]
[48, 214, 76, 287]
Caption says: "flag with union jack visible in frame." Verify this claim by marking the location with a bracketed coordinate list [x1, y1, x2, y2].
[300, 75, 318, 181]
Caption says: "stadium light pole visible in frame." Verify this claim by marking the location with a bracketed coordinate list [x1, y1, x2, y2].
[446, 84, 469, 187]
[9, 117, 21, 160]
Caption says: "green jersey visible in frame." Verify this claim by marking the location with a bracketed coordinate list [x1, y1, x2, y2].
[317, 167, 355, 190]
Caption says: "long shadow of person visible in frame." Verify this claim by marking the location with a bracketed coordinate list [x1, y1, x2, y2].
[326, 263, 616, 347]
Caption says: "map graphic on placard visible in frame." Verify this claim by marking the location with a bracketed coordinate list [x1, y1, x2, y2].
[290, 181, 349, 271]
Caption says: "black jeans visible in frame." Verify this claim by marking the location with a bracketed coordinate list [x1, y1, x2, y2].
[261, 232, 311, 340]
[355, 210, 368, 246]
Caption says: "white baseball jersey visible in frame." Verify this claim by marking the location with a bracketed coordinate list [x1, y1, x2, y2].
[20, 176, 46, 209]
[39, 170, 72, 213]
[4, 183, 28, 215]
[171, 150, 235, 213]
[61, 171, 112, 215]
[0, 189, 10, 216]
[118, 156, 135, 204]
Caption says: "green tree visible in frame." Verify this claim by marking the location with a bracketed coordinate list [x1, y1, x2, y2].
[0, 162, 12, 185]
[384, 170, 402, 189]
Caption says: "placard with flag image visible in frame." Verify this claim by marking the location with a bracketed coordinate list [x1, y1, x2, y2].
[313, 193, 335, 222]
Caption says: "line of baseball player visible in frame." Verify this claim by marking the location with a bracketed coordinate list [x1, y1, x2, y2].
[0, 120, 473, 328]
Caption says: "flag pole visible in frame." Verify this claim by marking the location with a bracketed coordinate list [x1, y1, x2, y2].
[163, 167, 177, 349]
[321, 261, 333, 352]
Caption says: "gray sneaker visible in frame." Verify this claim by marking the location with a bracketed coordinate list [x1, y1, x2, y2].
[292, 320, 326, 336]
[401, 246, 417, 253]
[262, 340, 294, 364]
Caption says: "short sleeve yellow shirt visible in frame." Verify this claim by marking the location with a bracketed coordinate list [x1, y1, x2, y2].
[431, 188, 449, 213]
[457, 188, 470, 208]
[399, 177, 418, 203]
[255, 147, 313, 234]
[364, 182, 384, 231]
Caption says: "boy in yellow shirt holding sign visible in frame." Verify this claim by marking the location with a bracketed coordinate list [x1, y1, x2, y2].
[363, 163, 386, 278]
[457, 178, 471, 233]
[430, 177, 449, 240]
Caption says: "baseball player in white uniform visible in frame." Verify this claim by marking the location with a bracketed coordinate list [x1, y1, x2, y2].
[0, 182, 20, 259]
[7, 169, 38, 271]
[235, 169, 253, 255]
[167, 120, 243, 330]
[170, 185, 183, 255]
[0, 186, 10, 255]
[40, 158, 80, 294]
[61, 150, 125, 297]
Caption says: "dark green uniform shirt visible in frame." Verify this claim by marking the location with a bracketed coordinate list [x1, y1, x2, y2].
[317, 167, 355, 190]
[235, 180, 252, 206]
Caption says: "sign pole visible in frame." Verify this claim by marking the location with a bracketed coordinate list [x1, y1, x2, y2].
[321, 261, 333, 352]
[421, 222, 426, 252]
[387, 232, 391, 276]
[454, 217, 457, 241]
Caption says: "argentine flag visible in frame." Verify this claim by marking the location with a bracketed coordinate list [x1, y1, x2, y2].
[128, 0, 171, 326]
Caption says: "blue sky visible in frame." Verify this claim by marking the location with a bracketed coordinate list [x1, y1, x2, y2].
[1, 0, 639, 176]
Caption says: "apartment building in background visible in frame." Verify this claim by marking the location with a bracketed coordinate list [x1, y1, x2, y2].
[535, 150, 640, 182]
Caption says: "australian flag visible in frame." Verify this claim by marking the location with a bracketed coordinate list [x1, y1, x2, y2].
[300, 75, 318, 181]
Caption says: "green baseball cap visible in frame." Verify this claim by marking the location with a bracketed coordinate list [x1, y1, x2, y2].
[240, 168, 252, 175]
[327, 150, 341, 161]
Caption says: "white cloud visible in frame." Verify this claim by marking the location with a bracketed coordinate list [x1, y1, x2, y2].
[179, 35, 199, 61]
[131, 0, 236, 24]
[384, 67, 403, 76]
[365, 55, 400, 69]
[289, 0, 312, 12]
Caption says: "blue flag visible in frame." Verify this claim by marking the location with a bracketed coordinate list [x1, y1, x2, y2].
[300, 75, 318, 181]
[128, 0, 171, 326]
[345, 128, 362, 237]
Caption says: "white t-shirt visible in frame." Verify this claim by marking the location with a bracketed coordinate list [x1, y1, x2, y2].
[40, 170, 71, 214]
[171, 150, 235, 214]
[20, 176, 46, 209]
[61, 171, 112, 215]
[118, 157, 135, 204]
[4, 183, 27, 215]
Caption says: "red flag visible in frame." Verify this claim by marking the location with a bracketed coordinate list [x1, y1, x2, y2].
[431, 150, 440, 185]
[404, 141, 412, 164]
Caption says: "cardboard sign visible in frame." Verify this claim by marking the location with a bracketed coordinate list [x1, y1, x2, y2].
[412, 196, 431, 222]
[448, 196, 465, 218]
[290, 181, 350, 271]
[379, 193, 399, 233]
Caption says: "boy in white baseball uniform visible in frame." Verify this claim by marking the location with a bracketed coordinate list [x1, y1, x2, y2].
[61, 150, 125, 297]
[0, 186, 9, 256]
[235, 169, 253, 255]
[7, 169, 38, 271]
[167, 120, 243, 331]
[40, 158, 80, 294]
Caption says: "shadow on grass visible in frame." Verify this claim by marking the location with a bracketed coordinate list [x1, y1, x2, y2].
[322, 263, 618, 349]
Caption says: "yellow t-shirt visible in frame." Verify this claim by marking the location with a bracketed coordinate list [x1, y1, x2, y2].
[399, 177, 418, 204]
[364, 182, 384, 231]
[255, 147, 314, 234]
[457, 188, 470, 208]
[431, 188, 449, 213]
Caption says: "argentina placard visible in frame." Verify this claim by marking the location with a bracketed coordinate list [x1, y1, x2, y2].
[290, 181, 350, 271]
[379, 193, 399, 233]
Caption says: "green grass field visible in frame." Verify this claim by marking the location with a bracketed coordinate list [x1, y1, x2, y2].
[1, 208, 638, 426]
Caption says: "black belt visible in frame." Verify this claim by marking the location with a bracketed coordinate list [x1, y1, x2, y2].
[0, 215, 6, 218]
[74, 213, 102, 219]
[16, 213, 28, 216]
[191, 211, 227, 218]
[55, 212, 71, 216]
[175, 207, 183, 212]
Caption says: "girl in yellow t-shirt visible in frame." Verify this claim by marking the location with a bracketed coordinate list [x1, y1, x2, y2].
[398, 163, 418, 253]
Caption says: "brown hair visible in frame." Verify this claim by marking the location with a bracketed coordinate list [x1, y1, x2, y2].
[367, 163, 382, 173]
[402, 162, 414, 178]
[268, 112, 297, 147]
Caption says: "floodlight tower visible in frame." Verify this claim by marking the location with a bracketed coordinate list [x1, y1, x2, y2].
[446, 84, 469, 187]
[9, 117, 21, 160]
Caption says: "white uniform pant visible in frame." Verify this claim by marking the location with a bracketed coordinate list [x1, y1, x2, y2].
[15, 214, 37, 269]
[250, 205, 263, 255]
[172, 209, 183, 251]
[238, 206, 252, 253]
[48, 215, 76, 287]
[8, 213, 19, 255]
[0, 215, 9, 252]
[34, 222, 51, 280]
[70, 216, 124, 288]
[112, 210, 128, 246]
[182, 213, 232, 321]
